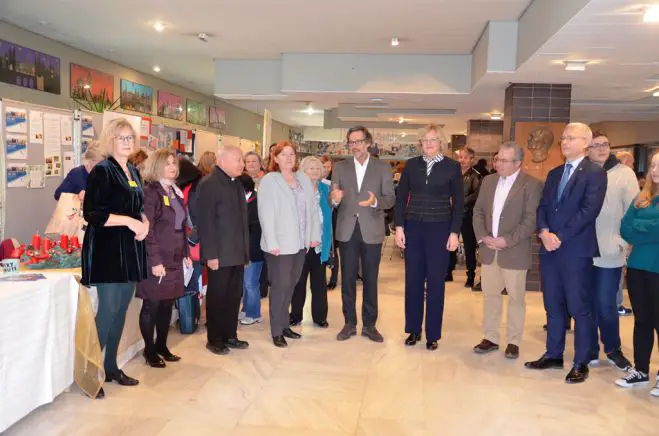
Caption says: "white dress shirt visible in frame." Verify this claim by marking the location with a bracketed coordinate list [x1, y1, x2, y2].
[492, 169, 521, 238]
[354, 155, 370, 191]
[565, 155, 585, 181]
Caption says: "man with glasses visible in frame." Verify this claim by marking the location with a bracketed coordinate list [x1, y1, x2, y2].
[525, 123, 607, 384]
[586, 132, 638, 370]
[331, 126, 396, 342]
[472, 142, 543, 359]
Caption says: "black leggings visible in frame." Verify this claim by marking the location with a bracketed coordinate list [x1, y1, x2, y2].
[627, 268, 659, 374]
[139, 299, 175, 358]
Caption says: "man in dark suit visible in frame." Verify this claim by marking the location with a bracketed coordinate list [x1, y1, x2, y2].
[331, 126, 396, 342]
[525, 123, 607, 384]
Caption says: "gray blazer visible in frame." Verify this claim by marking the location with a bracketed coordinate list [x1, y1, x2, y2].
[331, 157, 396, 244]
[258, 171, 321, 255]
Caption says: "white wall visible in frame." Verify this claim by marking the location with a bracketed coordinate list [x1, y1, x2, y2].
[590, 120, 659, 146]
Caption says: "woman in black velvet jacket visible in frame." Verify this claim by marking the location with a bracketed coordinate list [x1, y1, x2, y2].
[82, 118, 149, 398]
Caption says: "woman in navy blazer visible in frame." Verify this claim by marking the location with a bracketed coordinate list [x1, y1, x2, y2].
[290, 156, 333, 328]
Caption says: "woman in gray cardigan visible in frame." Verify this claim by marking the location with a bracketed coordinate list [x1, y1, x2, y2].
[258, 141, 321, 347]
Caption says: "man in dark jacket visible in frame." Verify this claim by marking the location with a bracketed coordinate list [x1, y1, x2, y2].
[196, 146, 250, 355]
[446, 147, 482, 287]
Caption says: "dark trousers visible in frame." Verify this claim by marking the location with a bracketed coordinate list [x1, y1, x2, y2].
[206, 266, 243, 345]
[266, 250, 306, 336]
[291, 249, 328, 324]
[329, 209, 340, 285]
[260, 260, 269, 298]
[627, 268, 659, 374]
[590, 266, 623, 355]
[95, 282, 135, 374]
[139, 299, 174, 358]
[404, 220, 451, 341]
[448, 213, 478, 277]
[339, 222, 382, 327]
[541, 254, 594, 365]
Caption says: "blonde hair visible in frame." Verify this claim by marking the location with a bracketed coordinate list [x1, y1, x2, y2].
[82, 141, 105, 162]
[300, 155, 323, 172]
[99, 118, 137, 156]
[418, 123, 448, 153]
[197, 151, 216, 176]
[635, 150, 659, 209]
[141, 149, 179, 183]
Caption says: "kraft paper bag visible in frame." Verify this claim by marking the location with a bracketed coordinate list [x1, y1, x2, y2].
[45, 193, 86, 240]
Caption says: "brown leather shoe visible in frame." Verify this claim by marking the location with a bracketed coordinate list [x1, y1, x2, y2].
[473, 339, 499, 354]
[504, 344, 519, 359]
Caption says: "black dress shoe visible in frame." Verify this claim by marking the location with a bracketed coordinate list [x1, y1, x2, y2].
[94, 387, 105, 399]
[289, 319, 301, 327]
[273, 335, 288, 348]
[283, 328, 302, 339]
[405, 333, 422, 346]
[143, 351, 166, 368]
[314, 320, 329, 328]
[157, 348, 181, 362]
[327, 281, 337, 290]
[504, 344, 519, 359]
[362, 326, 384, 343]
[337, 324, 357, 341]
[565, 364, 589, 384]
[206, 342, 230, 355]
[473, 339, 499, 354]
[105, 370, 139, 386]
[465, 276, 475, 288]
[427, 341, 438, 351]
[226, 338, 250, 349]
[524, 355, 564, 370]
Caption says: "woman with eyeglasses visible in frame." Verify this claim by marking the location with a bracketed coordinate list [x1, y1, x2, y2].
[81, 118, 149, 398]
[394, 124, 463, 351]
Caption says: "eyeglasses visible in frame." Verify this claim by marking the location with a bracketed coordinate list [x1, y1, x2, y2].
[560, 135, 586, 142]
[115, 135, 135, 143]
[589, 142, 610, 149]
[347, 139, 367, 146]
[493, 158, 518, 164]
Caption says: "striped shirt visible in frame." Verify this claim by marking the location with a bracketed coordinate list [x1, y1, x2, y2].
[423, 153, 444, 177]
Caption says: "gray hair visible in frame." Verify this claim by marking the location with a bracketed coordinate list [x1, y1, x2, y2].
[299, 155, 323, 171]
[244, 150, 263, 165]
[500, 141, 525, 162]
[566, 122, 593, 143]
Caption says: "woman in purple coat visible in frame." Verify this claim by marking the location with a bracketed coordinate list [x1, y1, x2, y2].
[138, 149, 191, 368]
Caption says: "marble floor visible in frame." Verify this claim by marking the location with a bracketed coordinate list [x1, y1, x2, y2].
[6, 246, 659, 436]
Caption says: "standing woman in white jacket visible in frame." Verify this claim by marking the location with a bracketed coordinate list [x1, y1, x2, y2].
[258, 141, 321, 348]
[587, 132, 639, 369]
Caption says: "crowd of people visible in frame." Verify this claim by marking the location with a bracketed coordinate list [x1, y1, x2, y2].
[55, 117, 659, 400]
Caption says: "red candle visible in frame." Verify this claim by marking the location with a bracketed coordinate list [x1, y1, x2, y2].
[70, 236, 80, 249]
[32, 233, 41, 250]
[60, 234, 69, 251]
[42, 238, 51, 253]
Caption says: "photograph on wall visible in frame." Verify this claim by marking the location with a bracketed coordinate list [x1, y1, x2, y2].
[0, 39, 61, 94]
[120, 79, 153, 114]
[209, 106, 226, 129]
[6, 163, 28, 188]
[63, 151, 75, 176]
[82, 138, 92, 155]
[186, 100, 207, 126]
[5, 134, 28, 160]
[70, 63, 114, 101]
[5, 106, 28, 133]
[82, 115, 94, 137]
[29, 110, 44, 143]
[157, 90, 184, 121]
[45, 154, 62, 177]
[27, 165, 45, 189]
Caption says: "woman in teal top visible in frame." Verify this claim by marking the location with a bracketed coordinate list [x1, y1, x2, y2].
[290, 156, 333, 328]
[615, 150, 659, 395]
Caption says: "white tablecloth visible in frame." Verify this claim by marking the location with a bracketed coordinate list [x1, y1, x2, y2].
[0, 273, 79, 433]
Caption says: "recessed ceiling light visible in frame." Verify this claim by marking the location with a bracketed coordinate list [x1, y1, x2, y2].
[398, 117, 405, 124]
[401, 132, 407, 138]
[153, 21, 166, 32]
[564, 60, 588, 71]
[391, 36, 399, 47]
[370, 98, 384, 103]
[644, 5, 659, 22]
[38, 20, 48, 25]
[304, 104, 318, 115]
[153, 65, 161, 73]
[653, 90, 659, 97]
[490, 113, 503, 120]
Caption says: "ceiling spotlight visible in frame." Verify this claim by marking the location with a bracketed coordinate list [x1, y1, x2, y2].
[391, 36, 399, 47]
[153, 21, 166, 32]
[153, 65, 161, 73]
[370, 98, 384, 103]
[401, 132, 407, 138]
[564, 60, 588, 71]
[653, 90, 659, 97]
[304, 104, 316, 115]
[398, 117, 405, 124]
[490, 113, 503, 120]
[644, 5, 659, 23]
[197, 32, 209, 42]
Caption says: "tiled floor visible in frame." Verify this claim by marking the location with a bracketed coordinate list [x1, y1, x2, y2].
[6, 248, 659, 436]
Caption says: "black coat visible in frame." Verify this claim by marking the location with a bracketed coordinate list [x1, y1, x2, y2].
[195, 166, 249, 267]
[137, 182, 188, 301]
[81, 157, 148, 286]
[246, 193, 263, 262]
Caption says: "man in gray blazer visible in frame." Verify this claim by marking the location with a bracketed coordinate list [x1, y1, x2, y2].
[471, 141, 543, 359]
[331, 126, 396, 342]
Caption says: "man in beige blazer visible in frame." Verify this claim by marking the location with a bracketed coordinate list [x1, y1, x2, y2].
[472, 141, 543, 359]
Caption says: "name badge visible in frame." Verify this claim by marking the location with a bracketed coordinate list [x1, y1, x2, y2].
[128, 180, 138, 188]
[163, 195, 170, 207]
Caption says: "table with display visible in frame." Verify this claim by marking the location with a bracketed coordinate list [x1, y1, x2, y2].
[0, 269, 144, 433]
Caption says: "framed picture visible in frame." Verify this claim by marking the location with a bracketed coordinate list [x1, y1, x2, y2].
[209, 106, 226, 129]
[120, 79, 153, 114]
[186, 100, 207, 126]
[0, 39, 61, 94]
[70, 63, 114, 101]
[157, 90, 184, 121]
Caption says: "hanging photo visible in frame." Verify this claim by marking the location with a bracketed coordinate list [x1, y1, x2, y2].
[5, 106, 28, 133]
[7, 163, 28, 188]
[0, 39, 61, 94]
[120, 79, 153, 114]
[186, 100, 207, 126]
[209, 106, 226, 129]
[5, 134, 28, 160]
[70, 63, 114, 101]
[157, 91, 184, 121]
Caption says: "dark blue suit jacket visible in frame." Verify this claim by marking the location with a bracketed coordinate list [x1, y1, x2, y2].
[536, 157, 607, 258]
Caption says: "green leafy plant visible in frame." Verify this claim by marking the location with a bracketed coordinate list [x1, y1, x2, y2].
[71, 88, 120, 113]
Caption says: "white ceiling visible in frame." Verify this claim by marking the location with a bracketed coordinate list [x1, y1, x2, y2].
[1, 0, 659, 136]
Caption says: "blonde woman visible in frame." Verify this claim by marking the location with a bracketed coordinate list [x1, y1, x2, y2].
[137, 149, 190, 368]
[54, 143, 104, 201]
[81, 118, 149, 396]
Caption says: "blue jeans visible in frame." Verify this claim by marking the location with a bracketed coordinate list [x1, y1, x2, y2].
[591, 266, 623, 355]
[243, 261, 264, 319]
